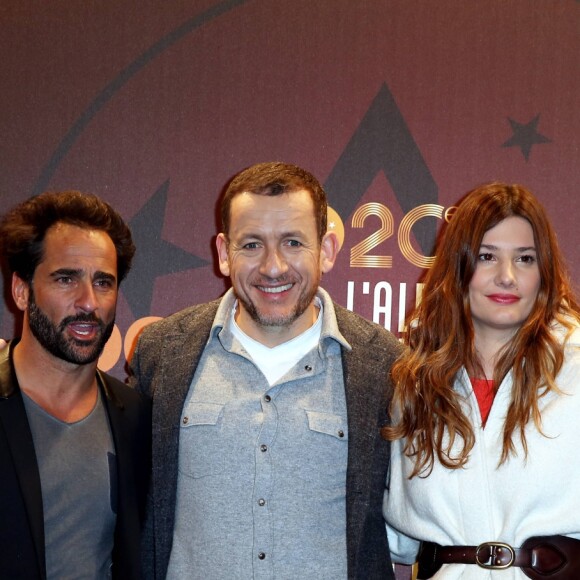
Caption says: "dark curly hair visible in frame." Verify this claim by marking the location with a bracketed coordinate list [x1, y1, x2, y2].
[0, 190, 135, 284]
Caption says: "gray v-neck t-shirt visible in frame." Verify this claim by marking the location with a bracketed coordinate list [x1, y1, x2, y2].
[22, 387, 117, 580]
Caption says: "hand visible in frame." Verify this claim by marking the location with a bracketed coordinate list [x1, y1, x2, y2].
[0, 339, 7, 350]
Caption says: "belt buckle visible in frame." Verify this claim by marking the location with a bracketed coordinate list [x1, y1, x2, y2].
[475, 542, 515, 570]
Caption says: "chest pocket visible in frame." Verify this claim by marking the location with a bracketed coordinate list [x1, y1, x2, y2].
[302, 410, 349, 478]
[305, 410, 348, 441]
[179, 402, 225, 479]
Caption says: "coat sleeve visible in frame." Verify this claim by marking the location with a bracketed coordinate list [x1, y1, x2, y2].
[385, 522, 420, 564]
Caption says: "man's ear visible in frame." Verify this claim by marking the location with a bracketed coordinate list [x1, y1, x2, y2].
[320, 231, 339, 274]
[215, 233, 231, 277]
[12, 273, 30, 312]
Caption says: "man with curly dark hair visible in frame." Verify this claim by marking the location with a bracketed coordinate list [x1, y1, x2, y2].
[0, 191, 150, 580]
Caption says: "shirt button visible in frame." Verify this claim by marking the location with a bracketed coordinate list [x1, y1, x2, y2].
[304, 365, 312, 371]
[258, 498, 266, 506]
[338, 430, 344, 438]
[264, 395, 271, 402]
[258, 552, 266, 560]
[182, 417, 189, 425]
[260, 444, 268, 452]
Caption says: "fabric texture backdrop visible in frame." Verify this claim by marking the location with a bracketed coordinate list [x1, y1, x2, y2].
[1, 1, 578, 379]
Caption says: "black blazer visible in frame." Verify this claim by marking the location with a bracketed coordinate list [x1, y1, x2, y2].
[0, 340, 151, 580]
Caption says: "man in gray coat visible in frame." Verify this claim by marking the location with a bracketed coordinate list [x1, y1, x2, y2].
[131, 162, 401, 579]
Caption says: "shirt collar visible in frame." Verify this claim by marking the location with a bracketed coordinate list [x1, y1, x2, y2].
[208, 287, 351, 352]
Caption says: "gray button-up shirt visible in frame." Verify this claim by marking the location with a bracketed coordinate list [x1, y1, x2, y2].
[167, 289, 351, 580]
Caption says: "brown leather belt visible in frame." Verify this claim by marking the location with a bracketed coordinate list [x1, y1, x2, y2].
[417, 535, 580, 579]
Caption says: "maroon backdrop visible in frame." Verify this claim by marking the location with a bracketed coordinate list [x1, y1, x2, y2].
[2, 1, 579, 379]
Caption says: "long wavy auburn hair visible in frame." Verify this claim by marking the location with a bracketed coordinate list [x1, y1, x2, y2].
[383, 182, 580, 477]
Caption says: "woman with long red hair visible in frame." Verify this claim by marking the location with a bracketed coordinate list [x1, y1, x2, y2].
[383, 182, 580, 579]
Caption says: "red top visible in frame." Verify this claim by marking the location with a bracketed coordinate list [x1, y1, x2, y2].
[469, 377, 495, 427]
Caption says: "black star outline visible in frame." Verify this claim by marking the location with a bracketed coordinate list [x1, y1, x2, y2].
[122, 180, 209, 318]
[502, 114, 551, 161]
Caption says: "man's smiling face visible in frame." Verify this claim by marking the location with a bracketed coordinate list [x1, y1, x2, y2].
[216, 189, 337, 347]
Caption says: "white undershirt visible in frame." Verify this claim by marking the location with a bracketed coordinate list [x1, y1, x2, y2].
[230, 299, 323, 385]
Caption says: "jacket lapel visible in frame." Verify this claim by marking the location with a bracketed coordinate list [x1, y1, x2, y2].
[335, 306, 387, 574]
[0, 343, 46, 579]
[98, 370, 129, 482]
[335, 307, 380, 488]
[98, 371, 129, 516]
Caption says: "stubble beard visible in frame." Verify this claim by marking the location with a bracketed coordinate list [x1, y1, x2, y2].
[237, 275, 321, 330]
